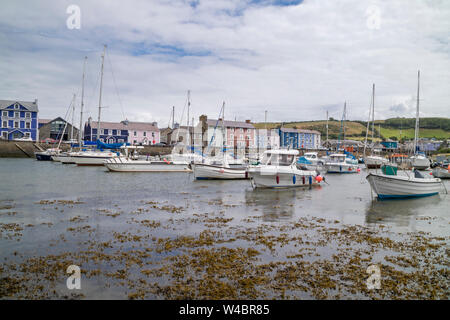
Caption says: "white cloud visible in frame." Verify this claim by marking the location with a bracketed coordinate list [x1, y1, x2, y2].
[0, 0, 449, 128]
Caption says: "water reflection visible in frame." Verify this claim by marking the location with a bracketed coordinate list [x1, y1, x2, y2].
[245, 188, 297, 221]
[365, 194, 443, 227]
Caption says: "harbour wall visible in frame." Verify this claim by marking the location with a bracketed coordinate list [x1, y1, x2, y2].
[0, 140, 174, 158]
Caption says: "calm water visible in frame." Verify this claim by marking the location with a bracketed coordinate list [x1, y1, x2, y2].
[0, 158, 449, 299]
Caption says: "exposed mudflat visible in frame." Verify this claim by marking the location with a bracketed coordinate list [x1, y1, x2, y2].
[0, 158, 449, 299]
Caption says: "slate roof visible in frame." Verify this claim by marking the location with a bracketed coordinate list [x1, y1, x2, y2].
[0, 100, 38, 112]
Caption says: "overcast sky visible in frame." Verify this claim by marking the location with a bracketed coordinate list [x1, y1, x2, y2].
[0, 0, 449, 127]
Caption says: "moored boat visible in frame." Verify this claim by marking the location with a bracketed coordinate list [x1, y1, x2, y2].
[364, 155, 389, 169]
[192, 161, 247, 180]
[366, 164, 444, 199]
[432, 165, 450, 179]
[324, 153, 359, 173]
[35, 148, 60, 161]
[247, 149, 323, 188]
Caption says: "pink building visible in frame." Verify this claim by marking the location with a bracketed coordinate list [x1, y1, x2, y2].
[127, 121, 160, 145]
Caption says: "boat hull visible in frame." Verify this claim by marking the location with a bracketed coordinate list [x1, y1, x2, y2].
[325, 163, 359, 173]
[364, 156, 389, 169]
[105, 158, 191, 172]
[73, 155, 116, 166]
[192, 163, 247, 180]
[248, 168, 320, 188]
[35, 153, 53, 161]
[366, 173, 442, 199]
[432, 167, 450, 179]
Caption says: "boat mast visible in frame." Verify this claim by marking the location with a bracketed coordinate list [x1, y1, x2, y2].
[79, 56, 87, 147]
[222, 101, 225, 161]
[371, 84, 375, 146]
[58, 94, 76, 150]
[97, 45, 107, 142]
[326, 110, 329, 143]
[187, 90, 191, 153]
[363, 86, 372, 158]
[413, 70, 420, 155]
[71, 93, 75, 141]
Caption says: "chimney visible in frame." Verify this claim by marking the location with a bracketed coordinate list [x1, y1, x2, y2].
[34, 99, 38, 104]
[199, 115, 207, 122]
[245, 120, 251, 124]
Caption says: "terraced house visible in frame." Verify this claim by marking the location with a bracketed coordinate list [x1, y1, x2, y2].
[279, 127, 321, 149]
[83, 117, 160, 145]
[0, 99, 39, 141]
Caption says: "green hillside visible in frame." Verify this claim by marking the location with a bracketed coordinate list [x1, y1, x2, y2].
[254, 117, 450, 141]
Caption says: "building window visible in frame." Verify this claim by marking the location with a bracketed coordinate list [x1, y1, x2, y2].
[25, 122, 30, 129]
[2, 131, 7, 139]
[2, 111, 7, 117]
[14, 112, 20, 118]
[143, 131, 146, 137]
[14, 121, 19, 128]
[240, 134, 243, 140]
[133, 140, 137, 144]
[2, 121, 7, 128]
[152, 132, 155, 137]
[25, 112, 31, 118]
[134, 131, 137, 136]
[25, 132, 30, 138]
[118, 139, 124, 143]
[230, 134, 234, 140]
[103, 129, 108, 135]
[118, 130, 121, 136]
[14, 103, 19, 109]
[240, 128, 244, 133]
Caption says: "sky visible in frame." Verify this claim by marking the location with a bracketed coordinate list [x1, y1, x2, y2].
[0, 0, 449, 128]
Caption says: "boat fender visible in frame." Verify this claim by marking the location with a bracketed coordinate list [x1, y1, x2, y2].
[309, 176, 312, 185]
[163, 158, 171, 164]
[276, 175, 280, 184]
[448, 164, 450, 172]
[348, 167, 352, 171]
[245, 171, 248, 179]
[339, 165, 342, 172]
[293, 175, 296, 184]
[357, 168, 361, 173]
[315, 175, 323, 183]
[430, 172, 433, 175]
[302, 176, 305, 184]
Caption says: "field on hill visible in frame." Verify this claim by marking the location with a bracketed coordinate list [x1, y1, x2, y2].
[254, 118, 450, 141]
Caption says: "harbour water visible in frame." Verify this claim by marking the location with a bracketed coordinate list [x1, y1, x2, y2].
[0, 158, 449, 299]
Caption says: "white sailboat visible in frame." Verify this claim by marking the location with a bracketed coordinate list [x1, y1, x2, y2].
[193, 102, 248, 180]
[324, 103, 359, 173]
[70, 45, 120, 166]
[104, 146, 191, 172]
[410, 71, 430, 170]
[366, 71, 445, 199]
[247, 149, 323, 188]
[363, 84, 389, 169]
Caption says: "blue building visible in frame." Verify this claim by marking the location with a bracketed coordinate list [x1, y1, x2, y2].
[279, 128, 321, 149]
[0, 99, 39, 141]
[84, 117, 129, 143]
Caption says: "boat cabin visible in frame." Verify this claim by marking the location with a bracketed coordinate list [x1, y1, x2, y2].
[303, 152, 319, 161]
[261, 150, 299, 166]
[328, 154, 346, 163]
